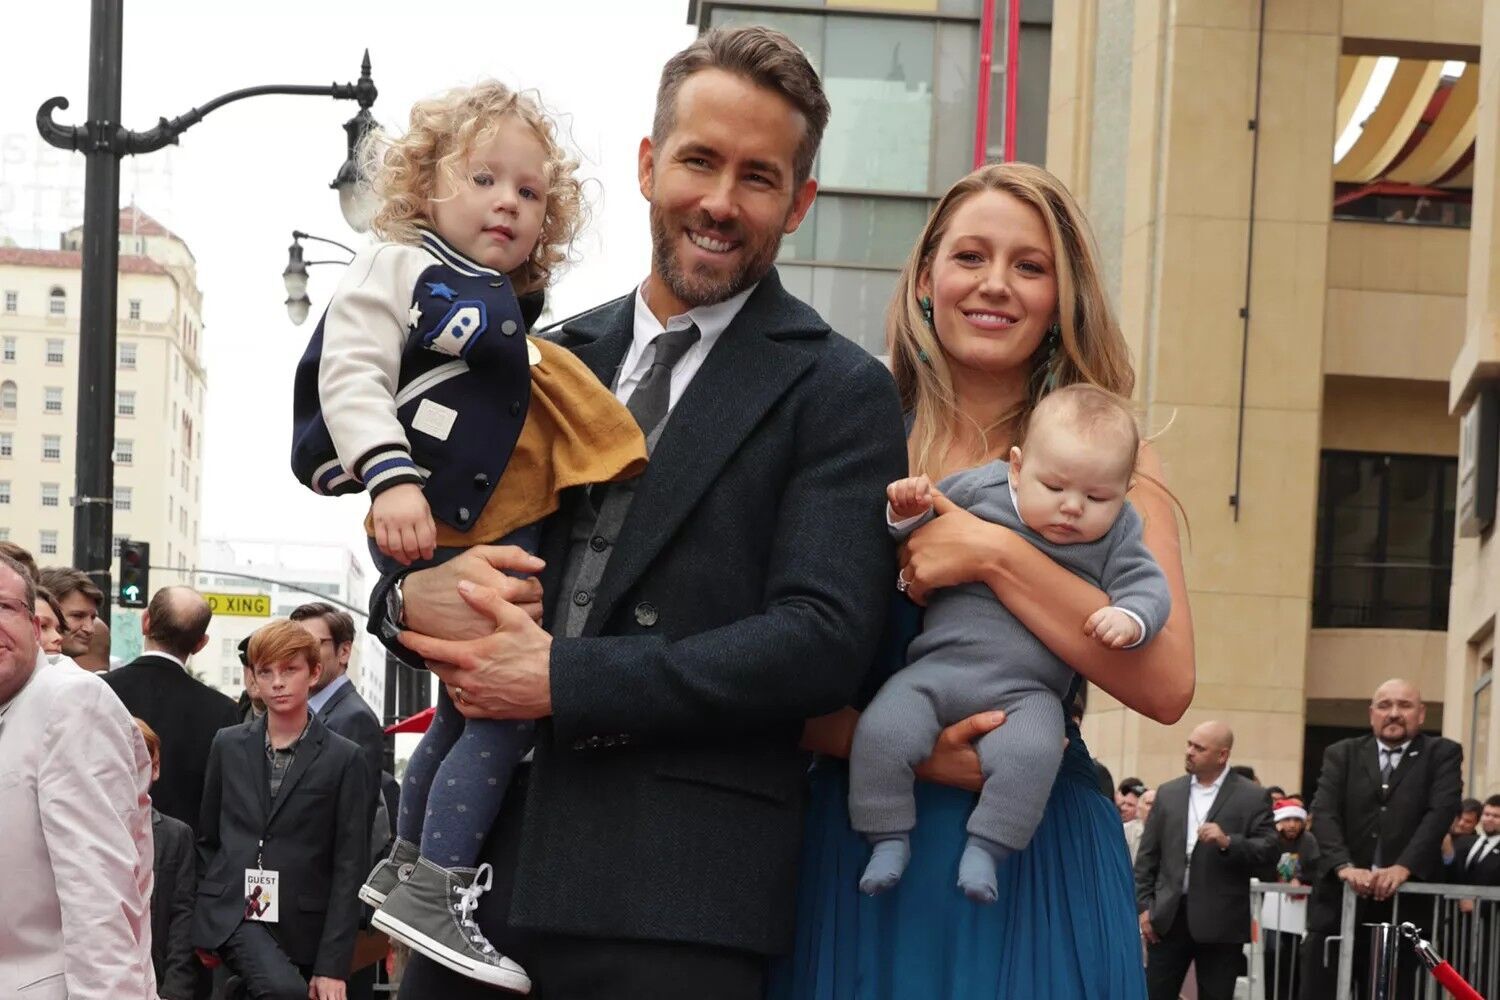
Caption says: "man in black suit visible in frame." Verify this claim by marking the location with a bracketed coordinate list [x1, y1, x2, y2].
[194, 620, 369, 1000]
[133, 718, 197, 1000]
[1135, 721, 1278, 1000]
[374, 25, 905, 1000]
[1300, 678, 1463, 1000]
[1453, 795, 1500, 888]
[104, 586, 239, 831]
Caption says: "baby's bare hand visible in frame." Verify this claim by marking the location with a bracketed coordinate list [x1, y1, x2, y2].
[887, 475, 935, 519]
[1084, 606, 1142, 649]
[372, 483, 437, 566]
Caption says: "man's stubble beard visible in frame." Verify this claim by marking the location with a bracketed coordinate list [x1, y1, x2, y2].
[649, 203, 786, 309]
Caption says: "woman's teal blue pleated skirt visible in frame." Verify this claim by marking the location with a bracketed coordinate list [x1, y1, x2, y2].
[768, 728, 1148, 1000]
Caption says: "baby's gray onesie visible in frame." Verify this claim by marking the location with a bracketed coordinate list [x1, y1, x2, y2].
[849, 459, 1171, 853]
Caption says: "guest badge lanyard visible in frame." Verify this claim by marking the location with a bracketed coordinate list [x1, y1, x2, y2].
[244, 840, 280, 922]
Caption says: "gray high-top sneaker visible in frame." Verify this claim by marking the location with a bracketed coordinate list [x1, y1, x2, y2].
[372, 858, 531, 993]
[359, 837, 419, 908]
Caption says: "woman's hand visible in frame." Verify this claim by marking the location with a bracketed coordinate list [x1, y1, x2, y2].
[401, 546, 546, 641]
[913, 711, 1007, 792]
[899, 492, 1014, 606]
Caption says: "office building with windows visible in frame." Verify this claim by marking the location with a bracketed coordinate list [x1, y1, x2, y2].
[0, 205, 206, 580]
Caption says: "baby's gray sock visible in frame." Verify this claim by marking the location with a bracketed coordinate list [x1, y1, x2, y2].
[858, 835, 911, 896]
[958, 834, 1013, 904]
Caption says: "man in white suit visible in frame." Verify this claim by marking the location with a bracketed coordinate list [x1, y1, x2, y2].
[0, 553, 156, 999]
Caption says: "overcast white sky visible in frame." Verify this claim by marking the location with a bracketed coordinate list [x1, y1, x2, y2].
[0, 1, 696, 587]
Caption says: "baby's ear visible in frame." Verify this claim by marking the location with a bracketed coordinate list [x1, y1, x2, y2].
[1008, 446, 1023, 471]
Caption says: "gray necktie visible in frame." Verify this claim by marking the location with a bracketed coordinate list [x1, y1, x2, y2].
[1380, 747, 1399, 785]
[627, 324, 701, 442]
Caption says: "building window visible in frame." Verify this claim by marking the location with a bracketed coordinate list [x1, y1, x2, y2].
[41, 483, 58, 508]
[41, 435, 60, 461]
[179, 508, 187, 534]
[48, 288, 65, 316]
[46, 339, 64, 364]
[118, 341, 137, 369]
[44, 387, 62, 413]
[39, 530, 57, 556]
[116, 391, 135, 417]
[128, 299, 141, 321]
[0, 381, 14, 413]
[0, 433, 11, 457]
[0, 528, 8, 542]
[113, 535, 125, 557]
[2, 337, 13, 362]
[3, 291, 15, 313]
[0, 481, 10, 504]
[1473, 660, 1493, 794]
[115, 438, 132, 465]
[1313, 451, 1457, 631]
[114, 486, 133, 512]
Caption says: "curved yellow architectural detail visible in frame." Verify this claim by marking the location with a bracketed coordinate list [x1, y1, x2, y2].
[1336, 55, 1380, 139]
[1441, 162, 1474, 188]
[1334, 58, 1445, 183]
[1386, 64, 1478, 184]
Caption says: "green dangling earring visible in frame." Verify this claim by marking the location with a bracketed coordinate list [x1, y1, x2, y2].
[916, 297, 935, 366]
[1035, 322, 1063, 395]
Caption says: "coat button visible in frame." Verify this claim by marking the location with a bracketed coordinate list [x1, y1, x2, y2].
[590, 535, 609, 552]
[510, 400, 522, 417]
[474, 473, 490, 490]
[501, 319, 518, 336]
[634, 602, 658, 627]
[456, 507, 471, 524]
[573, 590, 592, 607]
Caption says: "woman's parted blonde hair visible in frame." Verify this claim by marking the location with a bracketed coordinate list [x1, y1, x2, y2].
[889, 162, 1135, 481]
[365, 80, 586, 296]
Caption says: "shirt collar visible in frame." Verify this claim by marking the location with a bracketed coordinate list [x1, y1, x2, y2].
[631, 280, 758, 353]
[308, 673, 351, 714]
[144, 648, 187, 671]
[1194, 767, 1229, 793]
[415, 225, 502, 277]
[265, 713, 312, 752]
[1379, 740, 1411, 756]
[0, 649, 47, 732]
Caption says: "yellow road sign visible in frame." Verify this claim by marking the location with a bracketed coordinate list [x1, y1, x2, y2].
[204, 592, 272, 617]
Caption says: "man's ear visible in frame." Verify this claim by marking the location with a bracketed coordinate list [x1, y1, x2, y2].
[140, 611, 151, 637]
[783, 177, 818, 235]
[337, 641, 353, 667]
[638, 136, 656, 202]
[192, 633, 210, 656]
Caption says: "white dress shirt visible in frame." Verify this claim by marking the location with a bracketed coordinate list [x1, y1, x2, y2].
[308, 673, 352, 715]
[1184, 767, 1229, 889]
[1378, 740, 1411, 774]
[618, 282, 758, 410]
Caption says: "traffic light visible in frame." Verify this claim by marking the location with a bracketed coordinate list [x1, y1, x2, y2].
[118, 540, 150, 609]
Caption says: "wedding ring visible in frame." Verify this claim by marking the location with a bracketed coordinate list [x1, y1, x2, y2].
[896, 568, 911, 593]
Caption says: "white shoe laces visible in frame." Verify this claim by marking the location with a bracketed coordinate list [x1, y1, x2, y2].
[452, 863, 498, 957]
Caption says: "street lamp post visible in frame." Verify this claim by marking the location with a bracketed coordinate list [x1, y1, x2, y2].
[283, 231, 356, 325]
[36, 0, 378, 611]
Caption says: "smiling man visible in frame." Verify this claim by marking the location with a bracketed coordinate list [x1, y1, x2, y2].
[378, 26, 907, 1000]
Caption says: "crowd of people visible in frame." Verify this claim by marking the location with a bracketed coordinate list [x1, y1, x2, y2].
[1109, 678, 1497, 1000]
[0, 539, 393, 1000]
[5, 22, 1498, 1000]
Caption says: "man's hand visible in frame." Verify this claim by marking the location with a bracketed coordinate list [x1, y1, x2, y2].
[372, 483, 437, 566]
[401, 546, 546, 641]
[1084, 607, 1142, 648]
[913, 711, 1006, 792]
[308, 976, 346, 1000]
[1139, 910, 1159, 945]
[887, 475, 936, 520]
[1370, 864, 1411, 901]
[1196, 821, 1230, 850]
[399, 580, 553, 720]
[1338, 865, 1374, 897]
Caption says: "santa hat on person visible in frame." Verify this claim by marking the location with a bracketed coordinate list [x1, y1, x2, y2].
[1273, 800, 1307, 823]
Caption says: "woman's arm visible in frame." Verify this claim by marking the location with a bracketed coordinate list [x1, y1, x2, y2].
[800, 707, 1007, 792]
[901, 444, 1194, 724]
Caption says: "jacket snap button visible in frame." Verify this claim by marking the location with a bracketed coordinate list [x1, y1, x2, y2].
[590, 536, 609, 552]
[634, 602, 658, 627]
[501, 319, 518, 336]
[456, 507, 471, 524]
[509, 400, 522, 417]
[474, 473, 490, 489]
[573, 590, 592, 607]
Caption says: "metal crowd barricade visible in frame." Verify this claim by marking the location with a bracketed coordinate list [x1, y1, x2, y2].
[1248, 880, 1500, 1000]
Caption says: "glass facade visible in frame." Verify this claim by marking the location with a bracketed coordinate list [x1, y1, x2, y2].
[699, 0, 1051, 355]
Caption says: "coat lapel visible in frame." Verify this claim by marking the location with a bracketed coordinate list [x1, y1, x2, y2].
[1167, 778, 1191, 860]
[248, 717, 273, 824]
[580, 273, 823, 632]
[1359, 735, 1384, 799]
[265, 716, 327, 828]
[1205, 771, 1237, 825]
[1384, 734, 1423, 798]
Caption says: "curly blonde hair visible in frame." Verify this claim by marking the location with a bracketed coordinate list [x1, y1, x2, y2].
[365, 81, 585, 295]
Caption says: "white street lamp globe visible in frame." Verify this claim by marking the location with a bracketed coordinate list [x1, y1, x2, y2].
[286, 295, 312, 326]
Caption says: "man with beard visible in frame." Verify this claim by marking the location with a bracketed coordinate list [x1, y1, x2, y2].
[1299, 679, 1462, 1000]
[1260, 799, 1317, 1000]
[373, 25, 906, 1000]
[37, 565, 102, 661]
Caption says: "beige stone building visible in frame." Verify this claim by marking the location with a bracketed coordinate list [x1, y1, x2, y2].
[1050, 1, 1478, 796]
[0, 206, 206, 586]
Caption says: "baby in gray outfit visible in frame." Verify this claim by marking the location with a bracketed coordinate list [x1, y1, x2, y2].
[850, 384, 1172, 903]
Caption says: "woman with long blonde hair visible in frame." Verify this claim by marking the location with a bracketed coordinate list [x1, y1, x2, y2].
[771, 163, 1194, 998]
